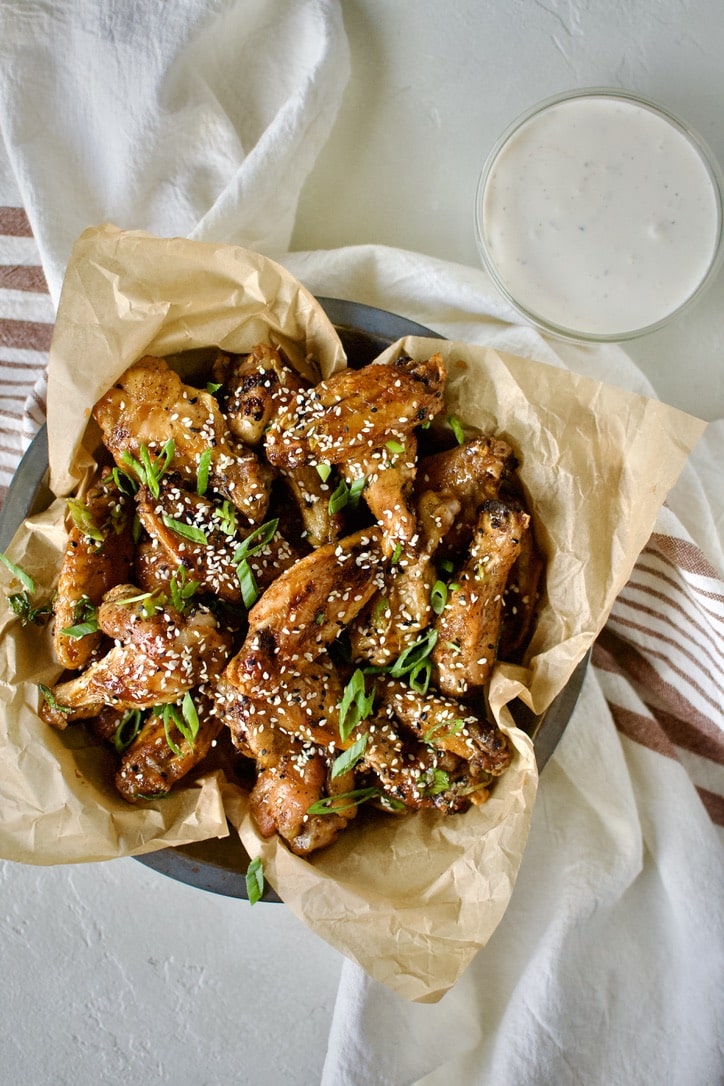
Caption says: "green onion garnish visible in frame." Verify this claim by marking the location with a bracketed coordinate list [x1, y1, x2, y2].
[448, 415, 465, 445]
[196, 448, 213, 496]
[162, 516, 208, 545]
[113, 708, 144, 753]
[0, 552, 36, 593]
[338, 668, 376, 741]
[430, 579, 448, 615]
[245, 857, 265, 905]
[315, 463, 332, 483]
[331, 734, 368, 779]
[307, 786, 382, 816]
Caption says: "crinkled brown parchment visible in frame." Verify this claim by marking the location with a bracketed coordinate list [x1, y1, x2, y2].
[0, 224, 706, 1002]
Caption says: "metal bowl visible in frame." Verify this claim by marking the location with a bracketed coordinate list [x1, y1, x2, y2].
[0, 298, 587, 901]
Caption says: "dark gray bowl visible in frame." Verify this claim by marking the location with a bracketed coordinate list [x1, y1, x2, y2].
[0, 298, 587, 901]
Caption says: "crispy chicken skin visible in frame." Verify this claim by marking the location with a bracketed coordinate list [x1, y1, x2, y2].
[53, 471, 135, 670]
[115, 688, 224, 802]
[93, 355, 274, 524]
[224, 527, 385, 693]
[212, 345, 305, 447]
[432, 500, 529, 697]
[264, 354, 446, 471]
[40, 589, 233, 728]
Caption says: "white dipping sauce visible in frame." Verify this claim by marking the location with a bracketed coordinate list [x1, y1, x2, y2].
[478, 93, 721, 337]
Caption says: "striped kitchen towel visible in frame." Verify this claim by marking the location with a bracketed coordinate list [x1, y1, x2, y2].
[0, 202, 722, 828]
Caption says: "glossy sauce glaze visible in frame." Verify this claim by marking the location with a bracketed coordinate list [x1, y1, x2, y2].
[478, 94, 721, 338]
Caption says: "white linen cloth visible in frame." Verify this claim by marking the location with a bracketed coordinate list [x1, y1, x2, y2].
[0, 3, 721, 1084]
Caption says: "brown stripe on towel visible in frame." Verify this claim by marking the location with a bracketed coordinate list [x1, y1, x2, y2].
[0, 318, 54, 351]
[697, 787, 724, 826]
[605, 611, 723, 718]
[593, 628, 723, 743]
[0, 265, 49, 292]
[619, 576, 722, 667]
[648, 533, 724, 583]
[0, 206, 33, 236]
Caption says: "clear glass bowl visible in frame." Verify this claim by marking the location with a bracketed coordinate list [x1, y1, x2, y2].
[474, 88, 724, 342]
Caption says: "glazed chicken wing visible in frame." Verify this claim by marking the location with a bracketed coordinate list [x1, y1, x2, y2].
[264, 354, 446, 471]
[93, 355, 274, 524]
[432, 499, 529, 697]
[212, 344, 305, 447]
[216, 676, 356, 856]
[339, 431, 419, 559]
[416, 436, 517, 555]
[225, 527, 384, 694]
[135, 479, 296, 604]
[53, 470, 135, 670]
[40, 589, 233, 728]
[115, 687, 225, 802]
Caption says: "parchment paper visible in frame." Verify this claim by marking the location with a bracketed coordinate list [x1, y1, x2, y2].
[0, 224, 706, 1001]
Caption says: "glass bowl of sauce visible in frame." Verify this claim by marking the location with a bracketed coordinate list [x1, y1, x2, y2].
[474, 89, 723, 341]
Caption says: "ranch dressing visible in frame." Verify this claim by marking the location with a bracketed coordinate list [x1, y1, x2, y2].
[477, 92, 722, 338]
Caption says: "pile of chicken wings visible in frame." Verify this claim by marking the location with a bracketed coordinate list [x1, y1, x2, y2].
[40, 345, 542, 856]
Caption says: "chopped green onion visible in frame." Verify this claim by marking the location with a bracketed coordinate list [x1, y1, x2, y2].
[438, 558, 454, 575]
[38, 684, 71, 716]
[408, 660, 432, 694]
[423, 717, 464, 744]
[67, 499, 104, 544]
[169, 567, 200, 613]
[181, 691, 200, 743]
[448, 415, 465, 445]
[385, 439, 404, 457]
[307, 786, 382, 816]
[388, 628, 439, 680]
[328, 479, 350, 515]
[315, 463, 332, 483]
[417, 768, 450, 796]
[245, 857, 265, 905]
[0, 552, 36, 593]
[214, 500, 237, 537]
[331, 734, 368, 779]
[61, 619, 99, 639]
[237, 559, 259, 609]
[347, 475, 366, 508]
[110, 466, 138, 495]
[390, 542, 403, 565]
[338, 668, 376, 741]
[233, 518, 279, 564]
[162, 516, 208, 545]
[113, 709, 144, 753]
[372, 596, 390, 624]
[206, 381, 222, 395]
[430, 579, 448, 615]
[196, 448, 213, 496]
[8, 593, 52, 626]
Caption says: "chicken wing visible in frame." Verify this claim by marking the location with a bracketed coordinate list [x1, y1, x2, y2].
[53, 470, 135, 670]
[432, 499, 529, 697]
[115, 687, 225, 802]
[415, 436, 517, 556]
[378, 678, 511, 777]
[93, 355, 274, 524]
[339, 431, 419, 559]
[225, 527, 384, 694]
[264, 354, 446, 471]
[135, 479, 296, 604]
[40, 591, 233, 728]
[212, 344, 305, 447]
[216, 675, 356, 856]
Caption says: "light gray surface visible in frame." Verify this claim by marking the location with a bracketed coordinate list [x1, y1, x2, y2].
[2, 4, 723, 1084]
